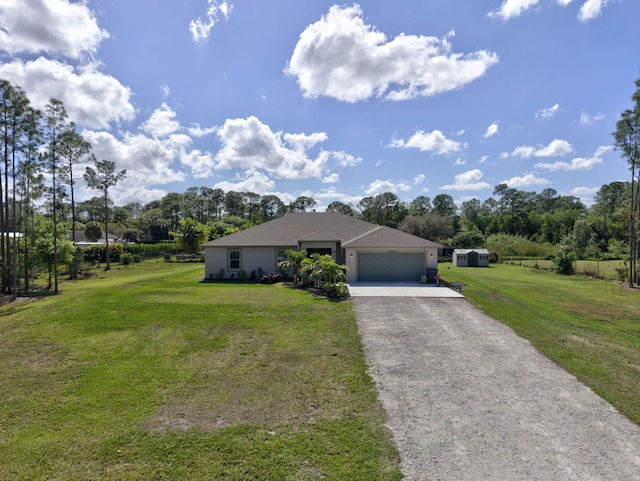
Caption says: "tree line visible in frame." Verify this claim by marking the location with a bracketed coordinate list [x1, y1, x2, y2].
[2, 76, 638, 293]
[0, 80, 126, 297]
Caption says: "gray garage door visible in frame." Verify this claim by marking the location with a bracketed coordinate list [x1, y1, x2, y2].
[358, 252, 425, 282]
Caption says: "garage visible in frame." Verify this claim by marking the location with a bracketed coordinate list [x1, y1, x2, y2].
[358, 252, 425, 282]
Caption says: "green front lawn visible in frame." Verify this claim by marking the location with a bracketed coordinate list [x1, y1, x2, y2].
[440, 262, 640, 426]
[0, 261, 401, 480]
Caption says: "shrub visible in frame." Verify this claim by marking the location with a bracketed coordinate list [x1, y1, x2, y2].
[82, 243, 124, 263]
[121, 253, 134, 265]
[124, 241, 179, 259]
[553, 244, 576, 275]
[615, 263, 628, 282]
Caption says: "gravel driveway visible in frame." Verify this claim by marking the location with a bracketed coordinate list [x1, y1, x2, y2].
[353, 297, 640, 480]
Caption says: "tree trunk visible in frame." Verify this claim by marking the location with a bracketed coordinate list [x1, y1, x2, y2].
[104, 196, 110, 270]
[630, 169, 636, 288]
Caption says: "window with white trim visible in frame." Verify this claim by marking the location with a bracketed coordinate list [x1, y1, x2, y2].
[276, 250, 288, 264]
[228, 250, 241, 270]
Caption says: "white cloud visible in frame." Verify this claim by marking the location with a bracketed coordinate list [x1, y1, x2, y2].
[453, 158, 467, 166]
[80, 129, 187, 206]
[214, 116, 329, 180]
[570, 186, 599, 196]
[440, 169, 491, 191]
[188, 123, 218, 137]
[161, 84, 171, 98]
[511, 146, 537, 158]
[140, 103, 181, 138]
[100, 185, 169, 208]
[213, 169, 276, 194]
[570, 186, 600, 207]
[534, 139, 574, 157]
[484, 122, 499, 138]
[180, 149, 216, 178]
[0, 57, 135, 129]
[479, 155, 489, 164]
[490, 0, 608, 21]
[189, 0, 233, 43]
[283, 132, 328, 151]
[510, 139, 573, 158]
[534, 145, 612, 171]
[391, 130, 463, 155]
[414, 174, 426, 185]
[286, 4, 498, 103]
[332, 151, 362, 167]
[0, 0, 109, 59]
[314, 187, 364, 208]
[322, 173, 340, 184]
[579, 0, 608, 21]
[580, 111, 605, 125]
[536, 103, 560, 118]
[81, 130, 186, 184]
[500, 174, 550, 187]
[365, 179, 412, 195]
[489, 0, 540, 20]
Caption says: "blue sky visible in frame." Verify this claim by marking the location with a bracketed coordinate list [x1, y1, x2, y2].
[1, 0, 638, 209]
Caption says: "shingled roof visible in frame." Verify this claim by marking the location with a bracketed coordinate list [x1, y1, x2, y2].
[201, 212, 442, 249]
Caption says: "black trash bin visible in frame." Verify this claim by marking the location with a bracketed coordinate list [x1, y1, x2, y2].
[425, 268, 438, 283]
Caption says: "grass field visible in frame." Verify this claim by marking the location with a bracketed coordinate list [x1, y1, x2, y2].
[512, 258, 625, 280]
[439, 262, 640, 426]
[0, 261, 401, 481]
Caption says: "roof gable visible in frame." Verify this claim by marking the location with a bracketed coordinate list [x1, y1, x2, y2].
[342, 226, 442, 248]
[297, 231, 340, 242]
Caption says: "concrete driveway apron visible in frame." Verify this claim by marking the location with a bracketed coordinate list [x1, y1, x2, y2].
[347, 282, 464, 298]
[353, 296, 640, 480]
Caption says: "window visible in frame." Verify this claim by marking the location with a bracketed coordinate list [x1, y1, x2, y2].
[276, 250, 288, 264]
[228, 250, 241, 270]
[458, 255, 467, 261]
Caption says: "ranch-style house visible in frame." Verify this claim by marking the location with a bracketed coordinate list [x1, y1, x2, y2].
[201, 212, 442, 283]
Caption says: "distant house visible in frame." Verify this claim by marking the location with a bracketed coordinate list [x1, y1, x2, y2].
[69, 230, 118, 248]
[452, 248, 490, 267]
[201, 212, 442, 283]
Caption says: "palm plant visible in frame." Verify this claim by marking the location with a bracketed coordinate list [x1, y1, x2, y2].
[278, 249, 307, 285]
[301, 254, 348, 295]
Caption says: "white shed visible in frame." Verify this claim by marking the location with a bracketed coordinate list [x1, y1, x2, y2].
[453, 249, 490, 267]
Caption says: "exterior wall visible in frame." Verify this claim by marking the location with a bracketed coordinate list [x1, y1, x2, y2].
[204, 246, 291, 279]
[344, 247, 439, 283]
[453, 254, 468, 267]
[205, 244, 440, 282]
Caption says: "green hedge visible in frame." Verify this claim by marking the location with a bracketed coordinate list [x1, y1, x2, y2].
[83, 243, 125, 263]
[123, 241, 178, 258]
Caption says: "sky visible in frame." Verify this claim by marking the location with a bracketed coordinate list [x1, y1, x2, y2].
[0, 0, 639, 210]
